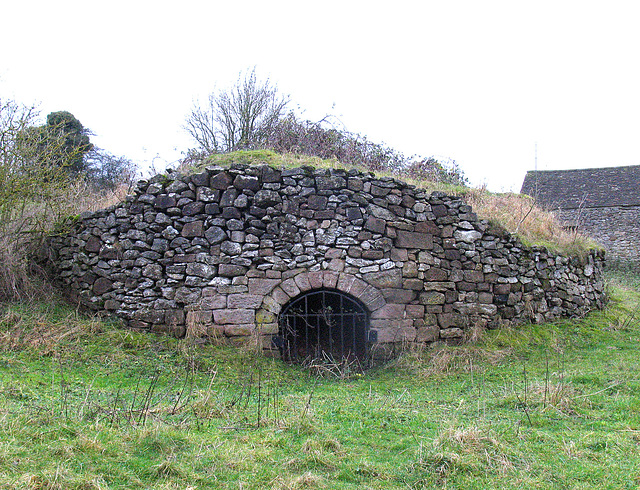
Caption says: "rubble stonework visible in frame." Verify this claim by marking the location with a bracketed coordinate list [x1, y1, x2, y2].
[47, 163, 606, 350]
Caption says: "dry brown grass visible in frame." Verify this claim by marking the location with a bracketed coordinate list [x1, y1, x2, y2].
[392, 341, 512, 377]
[0, 307, 102, 354]
[465, 189, 600, 256]
[0, 179, 131, 302]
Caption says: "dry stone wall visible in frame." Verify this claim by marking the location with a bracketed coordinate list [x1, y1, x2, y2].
[48, 163, 606, 352]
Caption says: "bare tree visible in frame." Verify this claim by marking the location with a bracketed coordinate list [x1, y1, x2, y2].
[185, 68, 290, 153]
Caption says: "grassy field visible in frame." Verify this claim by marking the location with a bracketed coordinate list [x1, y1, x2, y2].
[1, 273, 640, 489]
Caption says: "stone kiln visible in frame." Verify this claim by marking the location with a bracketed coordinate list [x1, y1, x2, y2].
[48, 162, 606, 361]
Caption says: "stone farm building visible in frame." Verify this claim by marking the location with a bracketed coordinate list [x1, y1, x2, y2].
[520, 165, 640, 266]
[48, 163, 606, 364]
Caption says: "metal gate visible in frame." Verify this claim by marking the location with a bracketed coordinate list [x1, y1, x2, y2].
[275, 288, 370, 365]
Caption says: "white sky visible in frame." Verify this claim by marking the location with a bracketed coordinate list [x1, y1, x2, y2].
[2, 0, 640, 191]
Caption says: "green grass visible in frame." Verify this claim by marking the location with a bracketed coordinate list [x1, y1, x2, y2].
[2, 276, 640, 488]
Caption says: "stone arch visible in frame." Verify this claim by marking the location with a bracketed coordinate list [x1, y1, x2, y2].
[253, 271, 387, 340]
[278, 288, 370, 362]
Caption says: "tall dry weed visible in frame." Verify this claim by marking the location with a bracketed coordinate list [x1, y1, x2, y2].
[0, 179, 131, 301]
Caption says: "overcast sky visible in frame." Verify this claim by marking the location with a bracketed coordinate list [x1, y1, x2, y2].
[2, 1, 639, 191]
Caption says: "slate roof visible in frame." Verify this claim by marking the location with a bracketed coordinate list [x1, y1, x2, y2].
[520, 165, 640, 210]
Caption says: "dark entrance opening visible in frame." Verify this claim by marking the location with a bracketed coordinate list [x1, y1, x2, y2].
[275, 288, 370, 365]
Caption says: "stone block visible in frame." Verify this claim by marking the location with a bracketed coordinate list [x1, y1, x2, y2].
[364, 217, 386, 234]
[403, 278, 424, 290]
[405, 304, 425, 318]
[374, 324, 416, 343]
[234, 175, 260, 191]
[213, 309, 255, 325]
[382, 288, 417, 303]
[438, 312, 465, 328]
[308, 195, 328, 210]
[294, 273, 312, 291]
[227, 294, 263, 309]
[255, 308, 277, 325]
[327, 258, 345, 272]
[414, 221, 441, 236]
[440, 327, 464, 339]
[308, 271, 324, 289]
[186, 310, 213, 327]
[85, 235, 102, 253]
[280, 278, 301, 298]
[93, 277, 113, 295]
[395, 230, 433, 249]
[337, 273, 356, 292]
[198, 295, 227, 309]
[262, 295, 282, 314]
[424, 268, 448, 281]
[359, 287, 386, 311]
[248, 278, 280, 295]
[463, 270, 484, 283]
[154, 195, 176, 209]
[390, 248, 408, 262]
[210, 171, 233, 189]
[218, 264, 248, 277]
[372, 303, 405, 320]
[181, 221, 204, 237]
[416, 324, 439, 342]
[322, 271, 339, 289]
[453, 302, 498, 316]
[224, 324, 255, 336]
[362, 268, 403, 289]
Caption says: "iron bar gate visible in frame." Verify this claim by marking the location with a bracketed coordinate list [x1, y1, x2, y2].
[275, 288, 370, 365]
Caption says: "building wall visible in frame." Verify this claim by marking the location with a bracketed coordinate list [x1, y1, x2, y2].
[47, 164, 606, 352]
[556, 206, 640, 265]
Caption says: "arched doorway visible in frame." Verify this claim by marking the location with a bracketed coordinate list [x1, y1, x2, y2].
[276, 288, 370, 364]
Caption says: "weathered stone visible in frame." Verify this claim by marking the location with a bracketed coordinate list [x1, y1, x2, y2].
[154, 195, 176, 209]
[316, 176, 346, 190]
[218, 264, 248, 277]
[225, 324, 255, 336]
[210, 171, 233, 189]
[416, 324, 439, 342]
[420, 291, 446, 305]
[364, 217, 386, 234]
[205, 226, 226, 244]
[85, 235, 102, 253]
[382, 288, 416, 303]
[213, 309, 255, 325]
[440, 327, 464, 339]
[93, 277, 113, 295]
[174, 287, 201, 303]
[234, 175, 260, 191]
[308, 195, 328, 210]
[227, 294, 263, 309]
[424, 268, 448, 281]
[181, 221, 204, 237]
[454, 230, 482, 243]
[362, 268, 403, 289]
[395, 231, 433, 249]
[186, 262, 216, 278]
[254, 190, 281, 207]
[143, 264, 163, 279]
[372, 303, 405, 320]
[220, 241, 242, 255]
[403, 278, 424, 290]
[182, 201, 205, 215]
[244, 279, 278, 296]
